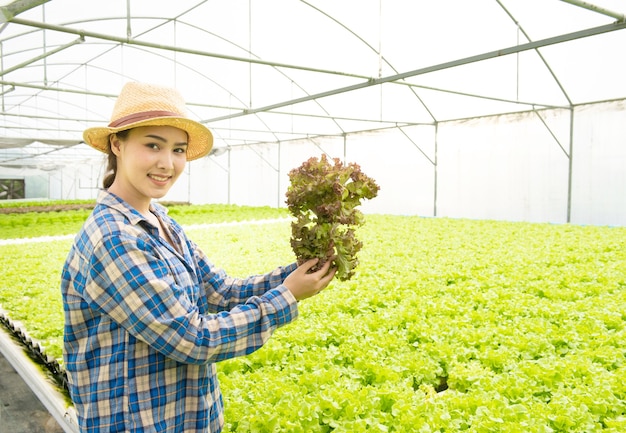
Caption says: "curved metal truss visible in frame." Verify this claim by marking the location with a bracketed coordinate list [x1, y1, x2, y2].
[1, 0, 625, 225]
[1, 0, 624, 147]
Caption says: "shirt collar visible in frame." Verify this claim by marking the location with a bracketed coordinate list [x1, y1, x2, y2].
[96, 189, 169, 226]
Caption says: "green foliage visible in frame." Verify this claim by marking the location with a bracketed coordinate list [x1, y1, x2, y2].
[0, 241, 68, 358]
[285, 155, 379, 280]
[0, 202, 289, 239]
[1, 211, 626, 432]
[167, 203, 289, 225]
[0, 199, 94, 210]
[0, 209, 93, 239]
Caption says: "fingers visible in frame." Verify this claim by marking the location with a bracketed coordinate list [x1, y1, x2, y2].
[297, 257, 333, 277]
[286, 257, 337, 301]
[308, 259, 337, 291]
[314, 269, 336, 295]
[299, 258, 320, 273]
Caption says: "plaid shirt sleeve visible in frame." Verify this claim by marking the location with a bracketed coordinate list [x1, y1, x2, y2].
[83, 226, 298, 365]
[190, 241, 299, 314]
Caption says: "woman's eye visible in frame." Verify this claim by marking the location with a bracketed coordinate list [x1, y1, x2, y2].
[146, 143, 159, 150]
[174, 147, 187, 154]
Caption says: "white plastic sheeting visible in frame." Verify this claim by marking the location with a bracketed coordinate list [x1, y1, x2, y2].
[165, 101, 625, 226]
[1, 0, 625, 225]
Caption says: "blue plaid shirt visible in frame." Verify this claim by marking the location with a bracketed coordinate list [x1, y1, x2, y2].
[61, 190, 298, 432]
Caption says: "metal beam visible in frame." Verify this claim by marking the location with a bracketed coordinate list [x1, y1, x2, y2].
[203, 20, 626, 123]
[7, 17, 368, 80]
[0, 37, 84, 76]
[0, 0, 49, 23]
[559, 0, 626, 22]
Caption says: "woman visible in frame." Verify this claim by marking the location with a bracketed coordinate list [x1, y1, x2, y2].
[61, 82, 336, 433]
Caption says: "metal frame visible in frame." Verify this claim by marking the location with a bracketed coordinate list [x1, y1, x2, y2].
[1, 0, 625, 219]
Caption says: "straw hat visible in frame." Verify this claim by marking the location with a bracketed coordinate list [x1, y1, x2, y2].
[83, 82, 213, 161]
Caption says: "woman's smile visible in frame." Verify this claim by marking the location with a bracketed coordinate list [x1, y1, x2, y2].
[107, 125, 188, 213]
[148, 173, 173, 184]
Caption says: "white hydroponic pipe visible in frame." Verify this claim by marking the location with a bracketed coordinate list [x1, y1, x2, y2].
[0, 321, 79, 433]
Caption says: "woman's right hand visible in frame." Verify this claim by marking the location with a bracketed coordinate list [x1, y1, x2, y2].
[283, 259, 336, 301]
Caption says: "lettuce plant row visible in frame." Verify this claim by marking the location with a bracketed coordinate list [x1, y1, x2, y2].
[0, 211, 624, 432]
[0, 202, 289, 239]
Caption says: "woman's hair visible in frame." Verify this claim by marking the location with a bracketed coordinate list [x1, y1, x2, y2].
[102, 130, 130, 189]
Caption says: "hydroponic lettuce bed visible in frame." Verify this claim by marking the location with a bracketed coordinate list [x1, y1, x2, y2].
[0, 204, 625, 432]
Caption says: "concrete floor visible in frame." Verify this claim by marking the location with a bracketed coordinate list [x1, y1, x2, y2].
[0, 352, 65, 433]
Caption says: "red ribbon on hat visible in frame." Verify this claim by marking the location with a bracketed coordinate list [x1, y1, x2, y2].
[109, 110, 181, 128]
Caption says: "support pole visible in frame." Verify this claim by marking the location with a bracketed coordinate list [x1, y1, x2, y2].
[566, 109, 575, 223]
[433, 123, 439, 217]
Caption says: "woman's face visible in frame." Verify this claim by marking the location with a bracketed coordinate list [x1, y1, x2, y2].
[109, 125, 188, 209]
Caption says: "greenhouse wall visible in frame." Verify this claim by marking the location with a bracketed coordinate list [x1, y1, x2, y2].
[168, 101, 625, 227]
[570, 101, 626, 227]
[435, 110, 571, 224]
[0, 170, 47, 200]
[24, 101, 623, 227]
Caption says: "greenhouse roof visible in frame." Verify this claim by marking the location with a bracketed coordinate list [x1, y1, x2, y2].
[1, 0, 626, 168]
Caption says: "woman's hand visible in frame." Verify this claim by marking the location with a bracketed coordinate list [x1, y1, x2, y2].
[283, 259, 337, 301]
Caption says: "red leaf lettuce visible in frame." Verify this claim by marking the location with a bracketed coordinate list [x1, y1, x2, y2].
[285, 154, 380, 281]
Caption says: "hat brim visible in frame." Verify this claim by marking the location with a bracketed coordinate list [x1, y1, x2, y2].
[83, 116, 213, 161]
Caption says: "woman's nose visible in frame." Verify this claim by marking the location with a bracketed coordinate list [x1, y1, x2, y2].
[157, 151, 174, 169]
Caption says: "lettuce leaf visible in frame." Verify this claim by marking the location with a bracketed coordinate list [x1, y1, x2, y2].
[285, 154, 379, 280]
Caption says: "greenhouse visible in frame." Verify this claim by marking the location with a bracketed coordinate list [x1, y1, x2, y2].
[0, 0, 624, 225]
[1, 1, 626, 432]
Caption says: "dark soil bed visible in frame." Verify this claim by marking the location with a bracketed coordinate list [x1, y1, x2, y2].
[0, 204, 96, 214]
[0, 201, 189, 214]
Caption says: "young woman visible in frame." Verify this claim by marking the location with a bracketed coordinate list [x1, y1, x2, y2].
[61, 82, 336, 432]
